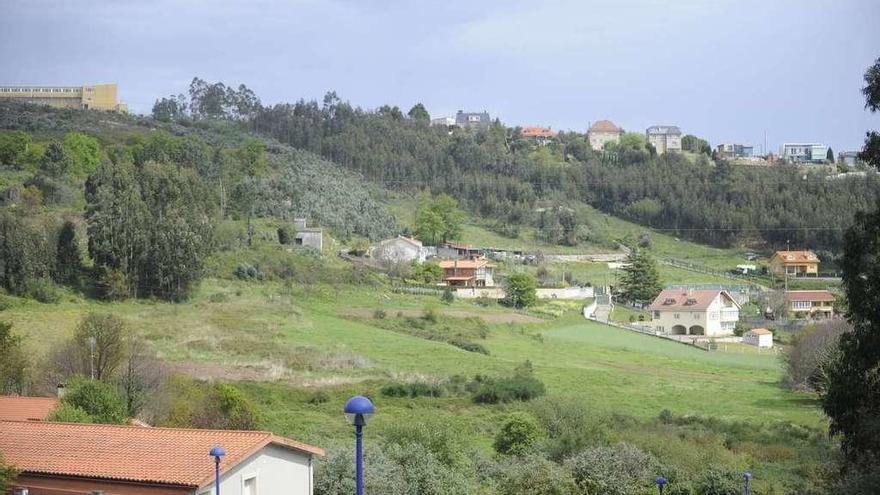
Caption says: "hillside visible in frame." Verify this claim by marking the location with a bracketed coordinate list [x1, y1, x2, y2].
[0, 103, 839, 493]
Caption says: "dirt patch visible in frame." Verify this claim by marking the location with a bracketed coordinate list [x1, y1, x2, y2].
[338, 307, 543, 324]
[165, 361, 371, 387]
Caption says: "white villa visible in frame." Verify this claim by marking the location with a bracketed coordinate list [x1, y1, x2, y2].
[649, 289, 740, 337]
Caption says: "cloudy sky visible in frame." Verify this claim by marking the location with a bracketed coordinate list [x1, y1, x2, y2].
[2, 0, 878, 152]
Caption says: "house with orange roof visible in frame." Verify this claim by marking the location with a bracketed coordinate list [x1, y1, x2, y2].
[587, 119, 623, 151]
[784, 290, 835, 319]
[0, 420, 323, 495]
[769, 250, 820, 277]
[520, 126, 558, 145]
[439, 258, 495, 287]
[0, 395, 59, 422]
[649, 288, 741, 336]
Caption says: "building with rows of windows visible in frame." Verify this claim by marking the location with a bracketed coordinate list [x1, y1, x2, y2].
[0, 83, 127, 112]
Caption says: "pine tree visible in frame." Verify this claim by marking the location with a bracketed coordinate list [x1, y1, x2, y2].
[618, 249, 662, 305]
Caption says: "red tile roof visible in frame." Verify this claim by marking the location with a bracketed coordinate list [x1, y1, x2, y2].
[588, 120, 621, 133]
[521, 126, 557, 138]
[772, 250, 819, 264]
[649, 289, 738, 311]
[0, 396, 58, 421]
[0, 421, 323, 488]
[784, 290, 835, 302]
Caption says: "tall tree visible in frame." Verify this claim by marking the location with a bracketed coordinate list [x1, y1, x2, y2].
[0, 322, 28, 394]
[860, 57, 880, 169]
[0, 453, 18, 493]
[73, 313, 128, 381]
[407, 103, 430, 124]
[54, 220, 82, 286]
[617, 249, 662, 305]
[827, 147, 835, 163]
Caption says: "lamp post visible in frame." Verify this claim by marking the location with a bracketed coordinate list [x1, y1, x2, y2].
[743, 471, 752, 495]
[210, 446, 225, 495]
[655, 476, 667, 495]
[344, 395, 375, 495]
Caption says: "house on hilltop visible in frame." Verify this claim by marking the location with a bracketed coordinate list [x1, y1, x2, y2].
[455, 110, 491, 129]
[587, 120, 623, 151]
[769, 250, 819, 277]
[649, 288, 741, 336]
[645, 125, 682, 154]
[0, 420, 323, 495]
[520, 126, 558, 145]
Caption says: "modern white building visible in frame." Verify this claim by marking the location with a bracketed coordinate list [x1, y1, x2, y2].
[780, 143, 829, 164]
[430, 116, 455, 126]
[649, 288, 741, 336]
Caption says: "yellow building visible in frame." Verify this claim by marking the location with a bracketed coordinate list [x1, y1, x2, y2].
[0, 83, 127, 112]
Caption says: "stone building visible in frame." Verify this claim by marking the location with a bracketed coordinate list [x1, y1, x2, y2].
[587, 120, 623, 150]
[646, 125, 682, 154]
[293, 218, 322, 252]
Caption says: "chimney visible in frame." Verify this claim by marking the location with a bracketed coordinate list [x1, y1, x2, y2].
[56, 383, 66, 399]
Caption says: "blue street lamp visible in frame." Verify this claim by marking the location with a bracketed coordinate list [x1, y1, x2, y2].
[210, 445, 225, 495]
[344, 395, 375, 495]
[655, 476, 667, 495]
[743, 471, 752, 495]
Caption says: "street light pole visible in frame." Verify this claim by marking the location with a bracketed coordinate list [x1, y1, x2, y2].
[655, 476, 667, 495]
[743, 471, 752, 495]
[210, 446, 225, 495]
[345, 396, 375, 495]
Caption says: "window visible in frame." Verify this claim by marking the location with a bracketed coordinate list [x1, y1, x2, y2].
[243, 475, 257, 495]
[693, 313, 700, 319]
[792, 300, 810, 310]
[709, 311, 719, 320]
[673, 313, 680, 319]
[653, 311, 660, 318]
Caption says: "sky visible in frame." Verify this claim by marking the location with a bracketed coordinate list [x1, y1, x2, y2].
[1, 0, 879, 153]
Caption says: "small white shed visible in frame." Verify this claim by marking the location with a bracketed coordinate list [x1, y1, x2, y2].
[743, 328, 773, 348]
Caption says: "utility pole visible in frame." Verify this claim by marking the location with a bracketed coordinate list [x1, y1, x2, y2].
[784, 240, 790, 292]
[88, 336, 96, 380]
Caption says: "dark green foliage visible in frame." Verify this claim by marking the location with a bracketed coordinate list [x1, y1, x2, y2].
[412, 261, 442, 284]
[189, 77, 262, 121]
[494, 412, 544, 456]
[198, 383, 260, 430]
[693, 466, 740, 495]
[0, 322, 28, 394]
[448, 338, 488, 354]
[381, 381, 445, 398]
[155, 377, 259, 430]
[85, 160, 215, 301]
[72, 313, 128, 381]
[151, 94, 188, 122]
[407, 103, 430, 123]
[97, 268, 128, 301]
[681, 134, 712, 154]
[234, 262, 265, 280]
[54, 220, 82, 286]
[277, 225, 292, 244]
[0, 212, 55, 296]
[414, 193, 465, 246]
[503, 272, 537, 308]
[441, 286, 455, 304]
[863, 56, 880, 112]
[46, 402, 93, 423]
[530, 397, 609, 461]
[822, 201, 880, 465]
[472, 368, 546, 404]
[60, 377, 128, 424]
[618, 249, 662, 305]
[39, 141, 69, 176]
[0, 130, 31, 167]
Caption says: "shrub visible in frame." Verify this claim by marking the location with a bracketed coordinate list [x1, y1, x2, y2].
[25, 277, 61, 303]
[61, 377, 127, 424]
[441, 287, 455, 304]
[97, 268, 128, 301]
[693, 466, 740, 495]
[472, 370, 546, 404]
[234, 262, 265, 281]
[474, 294, 494, 307]
[381, 381, 445, 398]
[494, 412, 544, 456]
[373, 309, 387, 319]
[307, 390, 330, 405]
[531, 397, 609, 461]
[449, 339, 489, 355]
[47, 402, 93, 423]
[491, 454, 579, 495]
[565, 442, 659, 495]
[208, 292, 229, 303]
[782, 319, 850, 392]
[422, 306, 439, 323]
[277, 225, 293, 245]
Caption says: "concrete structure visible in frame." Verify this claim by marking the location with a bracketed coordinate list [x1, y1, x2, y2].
[838, 150, 861, 167]
[430, 116, 455, 127]
[784, 290, 835, 319]
[439, 258, 495, 287]
[0, 421, 323, 495]
[716, 143, 754, 159]
[0, 396, 58, 421]
[520, 126, 558, 145]
[455, 110, 491, 129]
[373, 236, 428, 264]
[743, 328, 773, 348]
[780, 143, 829, 164]
[293, 218, 322, 252]
[645, 125, 682, 154]
[587, 120, 623, 150]
[769, 250, 819, 277]
[437, 242, 483, 259]
[649, 288, 741, 337]
[0, 83, 127, 112]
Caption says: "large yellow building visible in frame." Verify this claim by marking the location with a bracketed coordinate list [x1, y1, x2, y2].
[0, 83, 127, 112]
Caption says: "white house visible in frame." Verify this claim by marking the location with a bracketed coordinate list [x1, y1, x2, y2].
[743, 328, 773, 348]
[373, 235, 429, 264]
[649, 288, 741, 337]
[0, 420, 323, 495]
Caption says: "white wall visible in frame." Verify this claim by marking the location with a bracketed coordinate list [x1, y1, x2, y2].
[199, 445, 314, 495]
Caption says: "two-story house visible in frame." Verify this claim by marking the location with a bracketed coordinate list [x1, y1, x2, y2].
[439, 258, 495, 287]
[455, 110, 491, 129]
[769, 250, 820, 277]
[716, 143, 754, 159]
[587, 120, 623, 151]
[649, 289, 741, 336]
[645, 125, 682, 154]
[784, 290, 835, 319]
[520, 126, 558, 145]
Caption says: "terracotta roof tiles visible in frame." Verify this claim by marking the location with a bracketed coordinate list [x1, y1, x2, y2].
[649, 289, 739, 311]
[0, 395, 58, 421]
[588, 119, 621, 133]
[0, 420, 323, 488]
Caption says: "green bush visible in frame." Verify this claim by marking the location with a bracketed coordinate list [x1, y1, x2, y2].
[25, 277, 61, 303]
[494, 412, 544, 456]
[47, 402, 93, 423]
[565, 442, 658, 495]
[693, 466, 740, 495]
[472, 370, 546, 404]
[61, 377, 127, 424]
[307, 390, 330, 405]
[491, 454, 579, 495]
[381, 381, 445, 398]
[449, 338, 489, 355]
[97, 268, 129, 301]
[531, 397, 610, 461]
[441, 287, 455, 304]
[503, 272, 537, 308]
